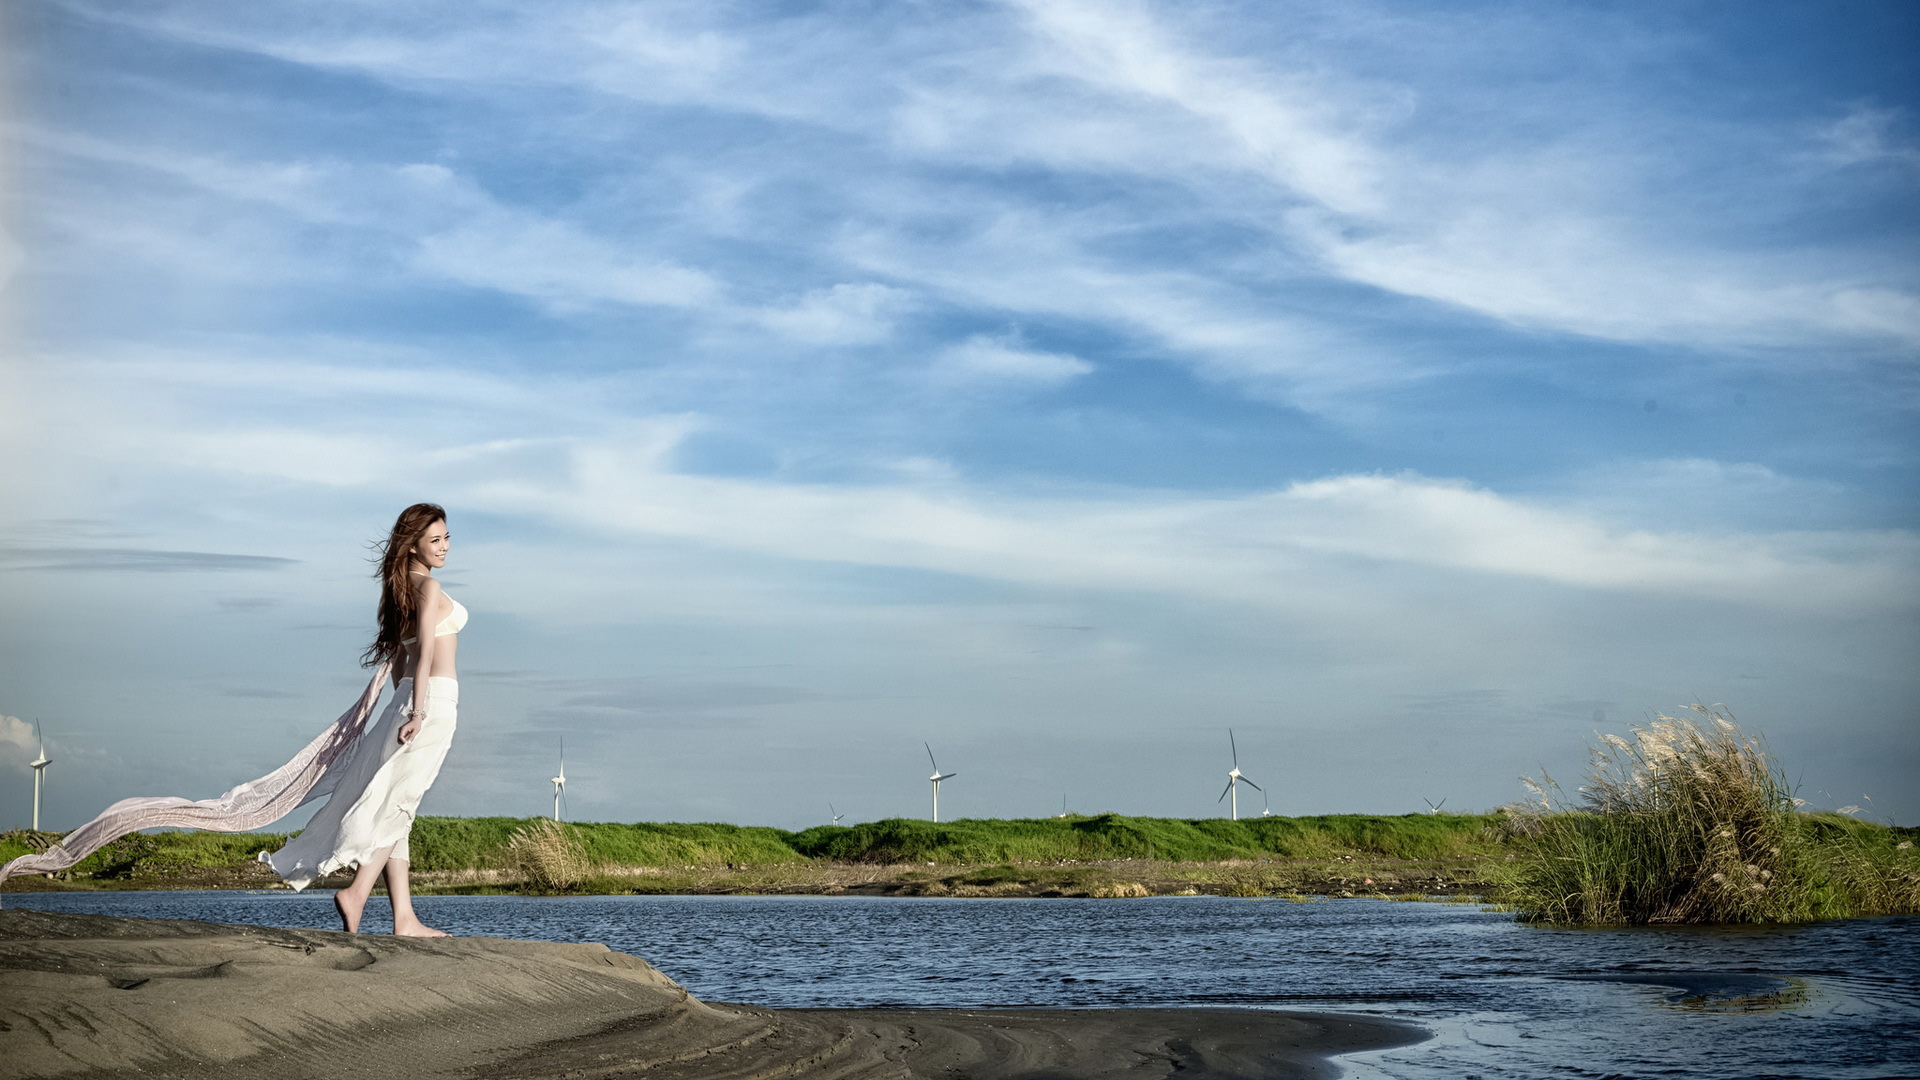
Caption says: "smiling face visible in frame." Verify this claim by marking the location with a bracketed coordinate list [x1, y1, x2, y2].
[410, 518, 450, 571]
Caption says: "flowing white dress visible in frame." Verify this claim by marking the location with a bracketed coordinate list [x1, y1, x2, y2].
[0, 593, 467, 893]
[261, 675, 458, 889]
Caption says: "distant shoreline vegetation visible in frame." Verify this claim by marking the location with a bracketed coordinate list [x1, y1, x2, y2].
[5, 794, 1914, 921]
[0, 812, 1507, 900]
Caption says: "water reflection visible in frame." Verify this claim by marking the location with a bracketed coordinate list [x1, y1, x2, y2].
[1563, 971, 1814, 1011]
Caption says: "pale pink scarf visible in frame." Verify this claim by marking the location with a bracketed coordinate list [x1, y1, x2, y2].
[0, 663, 391, 891]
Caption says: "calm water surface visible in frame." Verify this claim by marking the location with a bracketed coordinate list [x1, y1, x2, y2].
[8, 891, 1916, 1079]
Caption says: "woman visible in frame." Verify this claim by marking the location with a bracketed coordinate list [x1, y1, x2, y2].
[264, 503, 465, 934]
[0, 504, 467, 938]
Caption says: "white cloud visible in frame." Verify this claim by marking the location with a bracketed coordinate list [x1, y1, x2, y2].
[1268, 473, 1913, 602]
[394, 164, 721, 311]
[881, 456, 962, 483]
[20, 355, 1911, 613]
[932, 335, 1092, 384]
[452, 445, 1906, 618]
[1, 715, 36, 760]
[751, 283, 911, 345]
[1006, 0, 1387, 216]
[995, 2, 1920, 349]
[840, 207, 1397, 399]
[23, 138, 721, 311]
[0, 716, 56, 778]
[1291, 206, 1920, 348]
[414, 220, 718, 311]
[1817, 105, 1920, 171]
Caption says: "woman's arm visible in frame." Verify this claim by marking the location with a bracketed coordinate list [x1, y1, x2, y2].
[399, 577, 442, 745]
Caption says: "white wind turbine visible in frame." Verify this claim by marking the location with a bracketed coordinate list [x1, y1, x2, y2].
[1261, 789, 1273, 817]
[829, 802, 843, 827]
[925, 743, 957, 823]
[1218, 729, 1262, 821]
[30, 721, 52, 832]
[1423, 797, 1447, 815]
[550, 738, 568, 822]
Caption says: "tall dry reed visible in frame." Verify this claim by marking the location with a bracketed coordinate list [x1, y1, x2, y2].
[1500, 705, 1910, 925]
[505, 818, 590, 893]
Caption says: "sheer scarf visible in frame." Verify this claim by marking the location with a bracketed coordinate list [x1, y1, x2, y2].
[0, 663, 391, 891]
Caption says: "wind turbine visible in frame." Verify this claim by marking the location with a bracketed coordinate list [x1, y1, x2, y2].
[1261, 789, 1273, 817]
[550, 738, 568, 822]
[30, 721, 51, 832]
[1057, 793, 1069, 819]
[925, 743, 957, 823]
[829, 802, 843, 827]
[1423, 797, 1447, 815]
[1217, 729, 1261, 821]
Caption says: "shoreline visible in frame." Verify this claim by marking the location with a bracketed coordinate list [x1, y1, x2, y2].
[0, 908, 1427, 1079]
[1, 853, 1498, 901]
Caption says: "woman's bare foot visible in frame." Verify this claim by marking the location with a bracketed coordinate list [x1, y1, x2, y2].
[334, 890, 366, 933]
[391, 914, 448, 937]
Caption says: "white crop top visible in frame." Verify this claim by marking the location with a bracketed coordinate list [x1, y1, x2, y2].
[403, 592, 467, 644]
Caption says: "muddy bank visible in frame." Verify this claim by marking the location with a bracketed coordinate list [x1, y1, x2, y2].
[0, 909, 1423, 1079]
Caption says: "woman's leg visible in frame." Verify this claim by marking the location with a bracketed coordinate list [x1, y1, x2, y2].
[385, 855, 447, 937]
[334, 842, 397, 933]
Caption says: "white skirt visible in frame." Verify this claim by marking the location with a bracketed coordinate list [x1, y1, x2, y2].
[263, 676, 457, 890]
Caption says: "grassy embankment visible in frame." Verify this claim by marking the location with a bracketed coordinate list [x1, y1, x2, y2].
[9, 713, 1916, 919]
[1499, 706, 1920, 925]
[1, 812, 1506, 899]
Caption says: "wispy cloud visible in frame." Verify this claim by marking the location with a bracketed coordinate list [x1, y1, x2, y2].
[482, 441, 1915, 611]
[38, 0, 1918, 400]
[402, 167, 721, 311]
[750, 283, 912, 345]
[931, 334, 1092, 385]
[29, 355, 1910, 612]
[1818, 104, 1920, 171]
[0, 547, 298, 572]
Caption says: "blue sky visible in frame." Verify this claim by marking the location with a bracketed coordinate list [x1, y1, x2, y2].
[3, 0, 1916, 830]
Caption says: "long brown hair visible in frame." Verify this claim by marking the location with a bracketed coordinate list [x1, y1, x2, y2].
[362, 503, 446, 669]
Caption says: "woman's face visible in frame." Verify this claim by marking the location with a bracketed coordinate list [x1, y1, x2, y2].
[412, 519, 450, 570]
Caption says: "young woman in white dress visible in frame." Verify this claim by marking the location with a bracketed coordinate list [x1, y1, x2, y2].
[1, 503, 468, 936]
[262, 502, 467, 935]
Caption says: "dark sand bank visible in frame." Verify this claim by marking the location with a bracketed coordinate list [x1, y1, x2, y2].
[0, 909, 1423, 1079]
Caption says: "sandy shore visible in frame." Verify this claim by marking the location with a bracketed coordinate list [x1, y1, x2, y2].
[0, 909, 1423, 1079]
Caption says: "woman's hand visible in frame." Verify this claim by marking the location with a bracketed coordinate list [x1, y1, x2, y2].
[398, 715, 423, 745]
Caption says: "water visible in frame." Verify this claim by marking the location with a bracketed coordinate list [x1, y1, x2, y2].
[8, 890, 1917, 1079]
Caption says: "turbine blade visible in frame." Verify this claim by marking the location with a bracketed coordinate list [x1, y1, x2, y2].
[926, 741, 938, 771]
[1218, 781, 1234, 803]
[1241, 777, 1263, 791]
[1230, 728, 1239, 768]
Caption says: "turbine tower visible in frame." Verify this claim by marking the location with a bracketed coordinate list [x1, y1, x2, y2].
[1217, 728, 1261, 821]
[550, 738, 568, 822]
[925, 743, 957, 823]
[30, 721, 51, 832]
